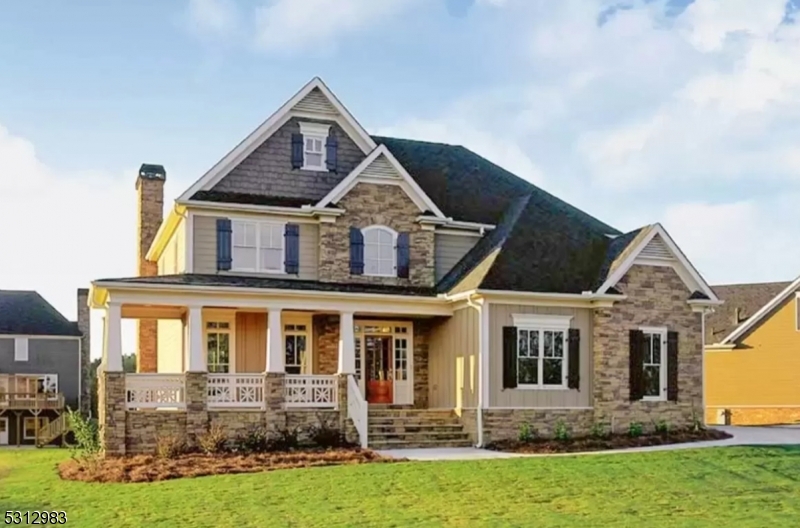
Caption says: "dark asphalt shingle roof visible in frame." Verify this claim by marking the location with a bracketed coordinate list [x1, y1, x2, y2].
[706, 281, 792, 344]
[190, 190, 315, 208]
[0, 291, 81, 336]
[96, 274, 437, 297]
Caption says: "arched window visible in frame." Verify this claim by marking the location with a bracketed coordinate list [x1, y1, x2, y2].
[362, 225, 397, 277]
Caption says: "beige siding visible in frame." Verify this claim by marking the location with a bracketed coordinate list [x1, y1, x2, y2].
[434, 233, 479, 282]
[428, 308, 479, 409]
[192, 214, 319, 280]
[157, 320, 184, 373]
[489, 304, 593, 408]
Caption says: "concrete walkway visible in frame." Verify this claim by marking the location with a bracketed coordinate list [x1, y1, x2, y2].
[376, 426, 800, 461]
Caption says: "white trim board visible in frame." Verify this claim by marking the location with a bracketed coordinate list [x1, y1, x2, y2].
[595, 223, 719, 302]
[315, 145, 445, 218]
[178, 77, 377, 202]
[719, 275, 800, 345]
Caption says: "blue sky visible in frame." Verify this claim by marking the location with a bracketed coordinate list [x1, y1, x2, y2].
[1, 0, 799, 356]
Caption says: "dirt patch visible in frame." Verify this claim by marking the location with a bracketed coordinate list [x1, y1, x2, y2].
[486, 428, 733, 454]
[59, 449, 400, 483]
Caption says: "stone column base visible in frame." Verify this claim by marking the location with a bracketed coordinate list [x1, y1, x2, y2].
[99, 371, 126, 457]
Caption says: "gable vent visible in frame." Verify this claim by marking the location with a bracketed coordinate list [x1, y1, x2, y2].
[294, 88, 337, 116]
[639, 234, 673, 260]
[362, 155, 400, 179]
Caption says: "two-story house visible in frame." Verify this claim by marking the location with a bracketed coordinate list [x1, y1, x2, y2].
[0, 289, 89, 446]
[90, 77, 721, 455]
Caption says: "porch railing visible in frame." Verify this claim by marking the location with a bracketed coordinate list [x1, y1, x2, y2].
[125, 374, 185, 410]
[284, 375, 338, 408]
[207, 374, 265, 409]
[347, 374, 368, 448]
[0, 393, 64, 410]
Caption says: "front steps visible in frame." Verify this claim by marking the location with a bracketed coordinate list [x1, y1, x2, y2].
[367, 408, 473, 449]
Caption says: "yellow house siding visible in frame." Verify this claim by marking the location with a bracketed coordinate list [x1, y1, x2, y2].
[428, 308, 479, 409]
[156, 320, 184, 373]
[157, 217, 185, 275]
[706, 294, 800, 424]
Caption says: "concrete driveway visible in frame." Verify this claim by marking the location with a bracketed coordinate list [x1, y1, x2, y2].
[376, 426, 800, 461]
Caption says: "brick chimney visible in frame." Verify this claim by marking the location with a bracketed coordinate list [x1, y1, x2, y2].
[76, 288, 91, 414]
[136, 164, 166, 373]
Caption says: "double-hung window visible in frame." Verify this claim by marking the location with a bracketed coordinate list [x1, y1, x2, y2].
[641, 327, 667, 401]
[206, 321, 231, 373]
[232, 221, 284, 273]
[513, 314, 571, 389]
[299, 122, 329, 171]
[363, 225, 397, 277]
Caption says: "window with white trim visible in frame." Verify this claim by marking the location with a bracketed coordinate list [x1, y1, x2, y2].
[206, 321, 231, 373]
[232, 221, 284, 273]
[513, 314, 571, 389]
[23, 417, 48, 440]
[299, 122, 329, 171]
[362, 225, 397, 277]
[14, 337, 28, 361]
[284, 323, 308, 375]
[641, 327, 667, 400]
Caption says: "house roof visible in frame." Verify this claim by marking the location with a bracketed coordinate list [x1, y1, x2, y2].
[190, 190, 315, 208]
[0, 290, 81, 336]
[707, 280, 794, 344]
[95, 274, 437, 297]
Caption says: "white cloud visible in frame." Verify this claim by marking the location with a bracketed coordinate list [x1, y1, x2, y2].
[253, 0, 417, 54]
[679, 0, 786, 52]
[185, 0, 239, 38]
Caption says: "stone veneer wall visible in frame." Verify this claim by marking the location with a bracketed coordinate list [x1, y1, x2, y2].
[481, 409, 595, 443]
[314, 314, 339, 375]
[317, 183, 435, 287]
[98, 371, 127, 456]
[592, 265, 703, 433]
[413, 320, 430, 409]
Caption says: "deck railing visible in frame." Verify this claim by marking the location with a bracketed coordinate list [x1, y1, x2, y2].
[207, 374, 265, 409]
[0, 392, 64, 410]
[125, 374, 186, 410]
[284, 375, 338, 408]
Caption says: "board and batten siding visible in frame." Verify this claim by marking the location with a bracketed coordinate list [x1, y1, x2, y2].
[235, 312, 267, 373]
[192, 214, 319, 280]
[489, 304, 593, 408]
[434, 233, 479, 282]
[428, 308, 479, 409]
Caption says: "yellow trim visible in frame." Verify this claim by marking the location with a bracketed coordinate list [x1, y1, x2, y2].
[145, 204, 187, 262]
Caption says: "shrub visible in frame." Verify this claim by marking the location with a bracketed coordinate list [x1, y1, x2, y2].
[267, 426, 301, 452]
[590, 422, 609, 439]
[518, 423, 536, 443]
[628, 422, 644, 438]
[233, 426, 269, 454]
[553, 420, 571, 442]
[691, 408, 706, 433]
[198, 424, 228, 455]
[66, 407, 100, 459]
[307, 413, 348, 449]
[155, 434, 188, 459]
[654, 419, 670, 435]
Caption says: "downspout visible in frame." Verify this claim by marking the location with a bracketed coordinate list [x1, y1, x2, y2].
[467, 294, 485, 447]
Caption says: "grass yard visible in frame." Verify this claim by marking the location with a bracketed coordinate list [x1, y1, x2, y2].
[2, 447, 800, 527]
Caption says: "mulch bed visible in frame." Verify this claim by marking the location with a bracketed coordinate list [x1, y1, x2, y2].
[59, 449, 399, 483]
[486, 428, 733, 454]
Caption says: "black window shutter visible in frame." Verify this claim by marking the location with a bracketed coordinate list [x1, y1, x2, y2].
[396, 232, 410, 278]
[291, 133, 304, 169]
[216, 218, 232, 271]
[629, 329, 645, 401]
[568, 328, 580, 389]
[284, 224, 300, 274]
[349, 227, 364, 275]
[667, 331, 679, 402]
[503, 326, 518, 389]
[325, 133, 338, 173]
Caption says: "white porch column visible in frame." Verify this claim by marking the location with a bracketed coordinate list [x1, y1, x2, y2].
[266, 308, 284, 373]
[186, 306, 206, 372]
[338, 311, 356, 374]
[103, 303, 123, 372]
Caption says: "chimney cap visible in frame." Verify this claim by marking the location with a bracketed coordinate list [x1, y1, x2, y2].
[138, 163, 166, 181]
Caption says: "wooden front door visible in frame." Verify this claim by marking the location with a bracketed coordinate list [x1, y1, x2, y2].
[365, 336, 393, 404]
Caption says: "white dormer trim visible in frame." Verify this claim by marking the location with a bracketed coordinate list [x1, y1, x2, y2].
[719, 276, 800, 345]
[177, 77, 377, 202]
[511, 313, 572, 329]
[595, 223, 719, 303]
[316, 145, 446, 218]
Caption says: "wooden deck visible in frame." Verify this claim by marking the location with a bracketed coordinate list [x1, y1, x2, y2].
[0, 393, 65, 410]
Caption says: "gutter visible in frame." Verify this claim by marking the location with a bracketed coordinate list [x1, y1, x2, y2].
[177, 199, 346, 218]
[442, 289, 627, 303]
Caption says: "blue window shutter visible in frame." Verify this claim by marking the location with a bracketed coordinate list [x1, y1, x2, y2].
[216, 218, 232, 271]
[326, 133, 338, 173]
[397, 232, 410, 279]
[350, 227, 364, 275]
[291, 133, 304, 169]
[284, 223, 300, 274]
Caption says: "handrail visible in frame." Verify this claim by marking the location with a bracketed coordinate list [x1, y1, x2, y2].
[37, 414, 69, 446]
[347, 375, 368, 448]
[0, 392, 64, 410]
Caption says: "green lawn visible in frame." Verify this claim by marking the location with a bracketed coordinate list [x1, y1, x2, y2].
[2, 447, 800, 527]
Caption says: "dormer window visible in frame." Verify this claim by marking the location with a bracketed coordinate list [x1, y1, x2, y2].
[299, 122, 330, 171]
[363, 225, 397, 277]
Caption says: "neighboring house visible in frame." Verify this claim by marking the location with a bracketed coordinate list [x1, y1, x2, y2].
[90, 77, 721, 455]
[0, 289, 89, 446]
[705, 279, 800, 425]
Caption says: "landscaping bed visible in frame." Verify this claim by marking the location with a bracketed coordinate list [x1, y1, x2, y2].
[486, 427, 732, 454]
[59, 448, 397, 483]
